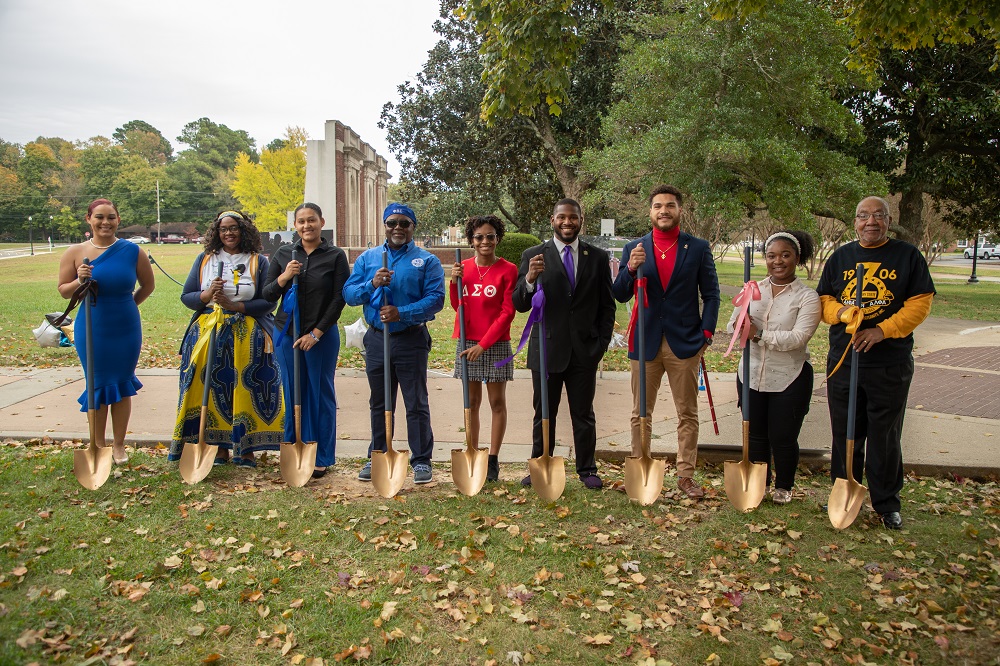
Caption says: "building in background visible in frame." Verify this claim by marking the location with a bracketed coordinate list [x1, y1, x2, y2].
[304, 120, 391, 248]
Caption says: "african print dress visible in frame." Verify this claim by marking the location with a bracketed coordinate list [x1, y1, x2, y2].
[169, 251, 285, 461]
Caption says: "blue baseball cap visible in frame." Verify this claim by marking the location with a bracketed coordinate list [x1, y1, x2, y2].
[382, 202, 417, 226]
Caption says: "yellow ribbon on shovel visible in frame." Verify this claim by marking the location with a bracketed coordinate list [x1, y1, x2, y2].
[826, 305, 865, 379]
[189, 306, 226, 366]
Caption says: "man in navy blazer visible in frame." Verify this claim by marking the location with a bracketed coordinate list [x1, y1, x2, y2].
[612, 185, 720, 498]
[513, 198, 616, 489]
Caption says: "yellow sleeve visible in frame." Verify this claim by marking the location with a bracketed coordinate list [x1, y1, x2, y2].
[877, 292, 934, 339]
[820, 294, 844, 325]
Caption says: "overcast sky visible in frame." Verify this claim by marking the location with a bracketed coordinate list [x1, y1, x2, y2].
[0, 0, 444, 179]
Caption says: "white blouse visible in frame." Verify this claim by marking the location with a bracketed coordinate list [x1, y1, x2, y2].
[726, 276, 821, 392]
[200, 251, 254, 303]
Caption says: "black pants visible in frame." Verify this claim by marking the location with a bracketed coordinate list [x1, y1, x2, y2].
[826, 358, 912, 514]
[530, 354, 599, 476]
[737, 363, 813, 490]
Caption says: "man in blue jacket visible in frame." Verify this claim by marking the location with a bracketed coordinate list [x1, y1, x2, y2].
[613, 185, 720, 498]
[343, 203, 445, 484]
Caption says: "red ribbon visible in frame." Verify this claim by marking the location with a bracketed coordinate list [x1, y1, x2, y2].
[625, 277, 648, 354]
[723, 280, 761, 357]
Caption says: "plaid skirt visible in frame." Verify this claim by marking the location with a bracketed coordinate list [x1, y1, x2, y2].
[453, 339, 514, 383]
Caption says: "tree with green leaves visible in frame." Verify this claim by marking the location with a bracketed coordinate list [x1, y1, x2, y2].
[840, 40, 1000, 242]
[583, 0, 881, 236]
[113, 120, 173, 166]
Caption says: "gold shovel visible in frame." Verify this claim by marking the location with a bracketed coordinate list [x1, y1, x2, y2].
[371, 251, 408, 498]
[73, 258, 112, 490]
[624, 266, 664, 504]
[451, 249, 489, 496]
[528, 302, 566, 501]
[829, 262, 869, 529]
[724, 246, 767, 511]
[180, 263, 225, 484]
[280, 250, 318, 487]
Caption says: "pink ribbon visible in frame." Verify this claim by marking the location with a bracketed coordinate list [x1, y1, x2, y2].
[723, 280, 761, 357]
[625, 277, 648, 354]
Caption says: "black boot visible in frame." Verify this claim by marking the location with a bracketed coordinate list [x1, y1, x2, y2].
[486, 455, 499, 482]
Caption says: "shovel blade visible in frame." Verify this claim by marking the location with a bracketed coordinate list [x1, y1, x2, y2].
[624, 455, 666, 505]
[451, 447, 489, 497]
[280, 440, 317, 488]
[73, 443, 113, 490]
[828, 478, 867, 529]
[179, 442, 218, 485]
[723, 459, 767, 512]
[528, 455, 566, 501]
[371, 448, 408, 498]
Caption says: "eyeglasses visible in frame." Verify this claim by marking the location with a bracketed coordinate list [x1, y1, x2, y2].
[384, 219, 412, 229]
[855, 212, 887, 221]
[472, 233, 498, 242]
[218, 226, 241, 234]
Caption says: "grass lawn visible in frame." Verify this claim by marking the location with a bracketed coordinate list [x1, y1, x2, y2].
[13, 244, 1000, 377]
[0, 445, 997, 665]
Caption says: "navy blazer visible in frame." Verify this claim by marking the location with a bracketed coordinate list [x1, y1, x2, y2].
[612, 232, 720, 361]
[512, 239, 616, 373]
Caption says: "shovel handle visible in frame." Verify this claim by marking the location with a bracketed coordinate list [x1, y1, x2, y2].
[382, 251, 392, 452]
[82, 258, 95, 413]
[455, 249, 470, 410]
[741, 245, 751, 423]
[844, 262, 865, 482]
[636, 266, 646, 418]
[200, 262, 225, 409]
[700, 357, 720, 435]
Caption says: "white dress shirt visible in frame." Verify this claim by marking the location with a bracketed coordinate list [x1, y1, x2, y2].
[726, 276, 821, 392]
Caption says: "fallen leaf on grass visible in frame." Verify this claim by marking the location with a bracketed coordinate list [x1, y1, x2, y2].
[202, 654, 223, 663]
[583, 634, 613, 645]
[380, 601, 398, 621]
[187, 624, 206, 636]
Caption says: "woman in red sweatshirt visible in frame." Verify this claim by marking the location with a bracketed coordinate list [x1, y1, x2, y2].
[450, 215, 518, 481]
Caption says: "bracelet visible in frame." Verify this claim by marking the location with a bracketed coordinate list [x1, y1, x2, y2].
[309, 332, 319, 342]
[752, 331, 762, 343]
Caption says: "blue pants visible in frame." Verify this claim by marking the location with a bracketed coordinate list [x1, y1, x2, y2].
[278, 328, 339, 467]
[364, 325, 433, 466]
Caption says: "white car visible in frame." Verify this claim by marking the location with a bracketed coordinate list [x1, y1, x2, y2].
[964, 244, 993, 259]
[990, 247, 1000, 260]
[127, 236, 150, 244]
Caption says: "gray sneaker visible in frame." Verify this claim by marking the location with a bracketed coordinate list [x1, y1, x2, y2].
[413, 463, 433, 484]
[358, 460, 372, 482]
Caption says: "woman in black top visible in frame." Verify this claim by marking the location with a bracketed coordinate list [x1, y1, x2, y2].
[262, 203, 349, 478]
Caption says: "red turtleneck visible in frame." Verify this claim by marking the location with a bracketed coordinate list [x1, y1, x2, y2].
[652, 226, 680, 291]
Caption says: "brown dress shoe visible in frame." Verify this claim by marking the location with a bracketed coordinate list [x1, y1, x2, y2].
[678, 476, 705, 499]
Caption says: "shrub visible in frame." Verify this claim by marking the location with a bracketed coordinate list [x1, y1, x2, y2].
[496, 232, 541, 265]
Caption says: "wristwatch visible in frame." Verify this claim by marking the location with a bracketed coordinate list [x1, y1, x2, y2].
[751, 331, 762, 343]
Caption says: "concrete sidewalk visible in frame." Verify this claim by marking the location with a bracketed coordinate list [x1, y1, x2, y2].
[2, 316, 998, 479]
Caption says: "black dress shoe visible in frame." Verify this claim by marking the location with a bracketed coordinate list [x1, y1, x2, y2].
[311, 467, 328, 479]
[880, 511, 903, 530]
[521, 474, 532, 487]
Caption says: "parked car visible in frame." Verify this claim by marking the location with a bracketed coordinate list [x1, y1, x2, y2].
[161, 235, 189, 244]
[964, 244, 994, 259]
[127, 236, 149, 244]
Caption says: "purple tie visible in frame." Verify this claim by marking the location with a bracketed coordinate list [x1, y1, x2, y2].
[563, 245, 575, 291]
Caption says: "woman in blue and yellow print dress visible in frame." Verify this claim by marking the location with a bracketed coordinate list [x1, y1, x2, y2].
[57, 198, 155, 464]
[169, 211, 284, 467]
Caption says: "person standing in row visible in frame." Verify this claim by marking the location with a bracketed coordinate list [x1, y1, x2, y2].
[344, 203, 445, 485]
[450, 215, 518, 482]
[514, 198, 616, 489]
[262, 203, 349, 479]
[57, 198, 155, 464]
[613, 185, 720, 499]
[169, 211, 284, 467]
[817, 196, 935, 530]
[727, 230, 820, 504]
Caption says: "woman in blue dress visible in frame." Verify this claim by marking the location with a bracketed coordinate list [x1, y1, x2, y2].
[169, 211, 284, 467]
[57, 199, 155, 464]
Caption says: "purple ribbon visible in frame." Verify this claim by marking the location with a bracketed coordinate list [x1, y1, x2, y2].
[495, 285, 545, 369]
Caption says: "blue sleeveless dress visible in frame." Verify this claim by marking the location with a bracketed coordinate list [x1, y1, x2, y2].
[75, 240, 143, 410]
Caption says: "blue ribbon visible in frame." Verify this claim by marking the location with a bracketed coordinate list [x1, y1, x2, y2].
[274, 283, 297, 347]
[495, 285, 545, 369]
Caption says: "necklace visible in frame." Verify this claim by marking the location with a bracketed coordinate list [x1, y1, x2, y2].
[89, 238, 116, 249]
[475, 259, 496, 280]
[652, 239, 678, 259]
[770, 277, 796, 287]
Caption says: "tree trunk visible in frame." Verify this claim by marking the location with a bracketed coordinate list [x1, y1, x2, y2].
[896, 186, 925, 246]
[525, 112, 592, 204]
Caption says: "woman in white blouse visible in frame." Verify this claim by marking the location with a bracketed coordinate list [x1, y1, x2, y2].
[727, 230, 821, 504]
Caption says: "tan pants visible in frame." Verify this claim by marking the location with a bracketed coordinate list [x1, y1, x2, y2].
[630, 337, 702, 477]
